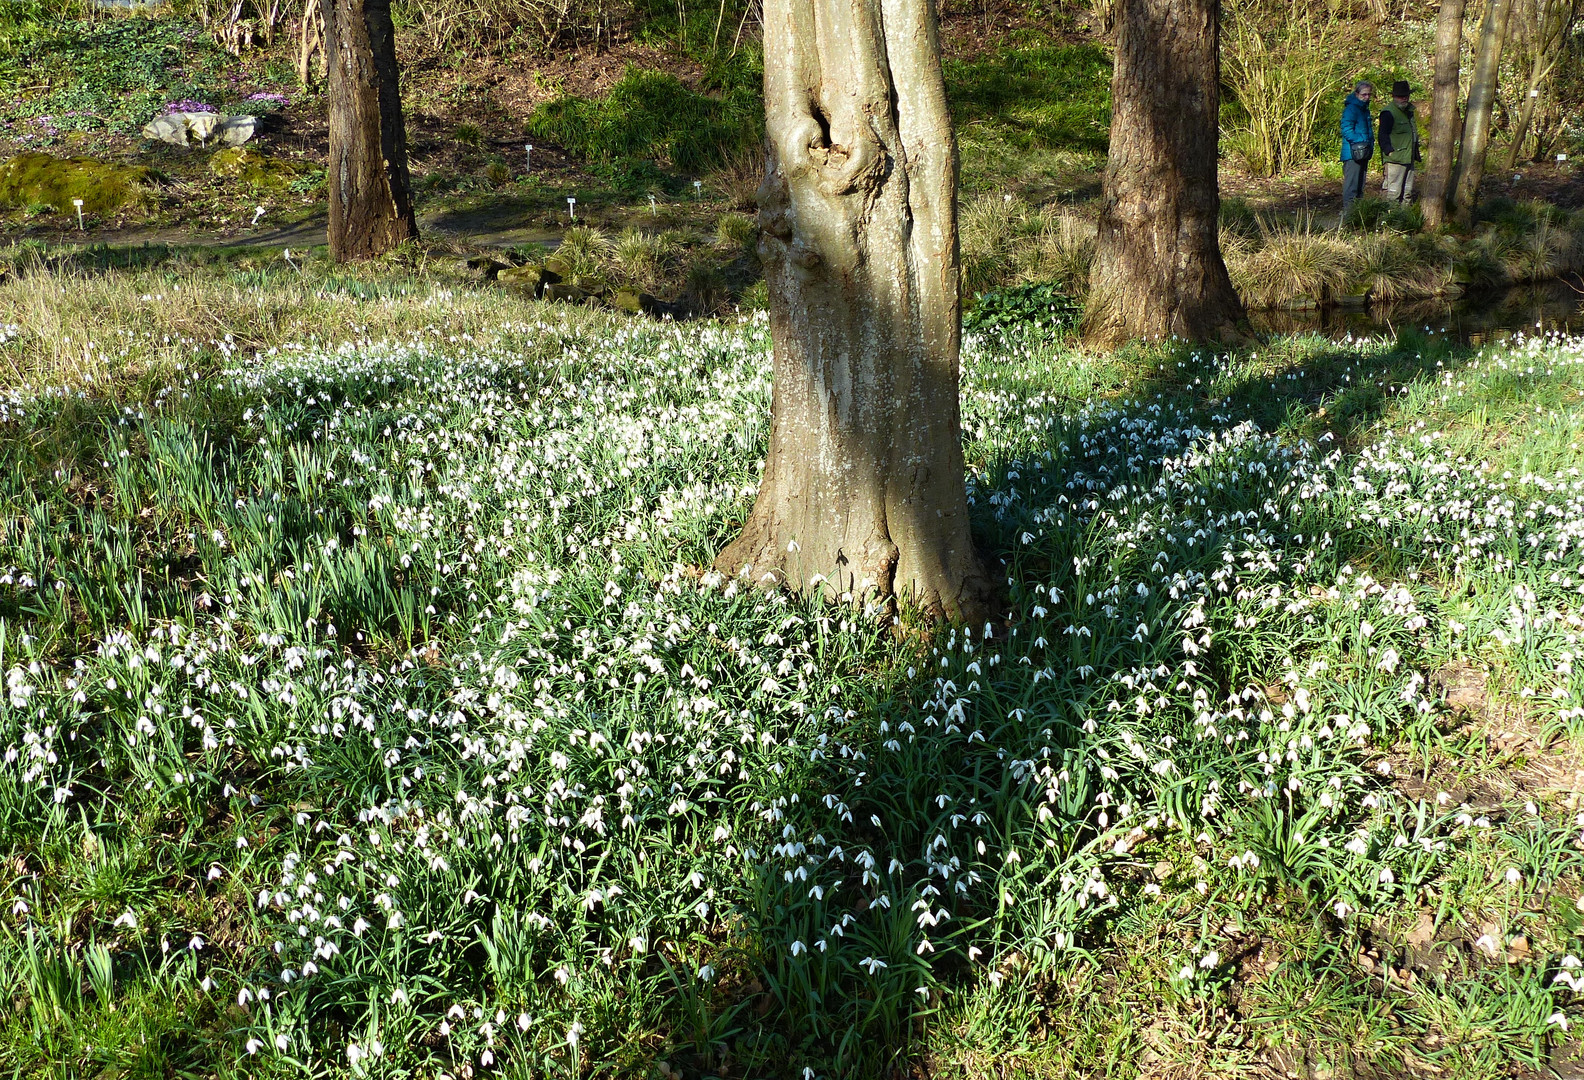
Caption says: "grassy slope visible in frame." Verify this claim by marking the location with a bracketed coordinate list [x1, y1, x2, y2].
[1, 257, 1584, 1077]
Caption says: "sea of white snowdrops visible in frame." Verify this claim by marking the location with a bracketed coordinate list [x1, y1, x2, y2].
[3, 308, 1584, 1074]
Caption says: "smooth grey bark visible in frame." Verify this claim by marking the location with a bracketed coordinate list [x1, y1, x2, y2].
[714, 0, 991, 621]
[1452, 0, 1516, 224]
[1420, 0, 1466, 228]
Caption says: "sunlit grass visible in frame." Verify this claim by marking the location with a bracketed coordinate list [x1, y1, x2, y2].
[2, 259, 1584, 1077]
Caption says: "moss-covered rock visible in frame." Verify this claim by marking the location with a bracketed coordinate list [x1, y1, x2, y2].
[0, 153, 151, 217]
[208, 147, 310, 192]
[497, 264, 550, 293]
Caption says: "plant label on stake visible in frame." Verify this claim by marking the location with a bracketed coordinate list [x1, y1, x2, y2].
[649, 194, 657, 217]
[251, 205, 266, 226]
[692, 180, 702, 199]
[72, 199, 84, 231]
[567, 197, 576, 222]
[525, 144, 533, 174]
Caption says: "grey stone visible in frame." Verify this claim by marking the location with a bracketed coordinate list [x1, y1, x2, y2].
[217, 115, 258, 147]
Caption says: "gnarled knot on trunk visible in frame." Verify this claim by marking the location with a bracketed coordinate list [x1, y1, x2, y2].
[784, 112, 883, 197]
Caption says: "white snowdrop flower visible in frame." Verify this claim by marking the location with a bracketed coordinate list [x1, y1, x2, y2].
[10, 899, 28, 916]
[246, 1038, 263, 1055]
[274, 1033, 290, 1051]
[1549, 1012, 1570, 1032]
[789, 940, 806, 956]
[517, 1012, 532, 1031]
[207, 866, 223, 881]
[188, 935, 204, 951]
[554, 966, 570, 985]
[697, 964, 715, 982]
[566, 1021, 583, 1047]
[482, 1050, 495, 1066]
[1198, 951, 1219, 969]
[391, 987, 409, 1005]
[1505, 867, 1523, 884]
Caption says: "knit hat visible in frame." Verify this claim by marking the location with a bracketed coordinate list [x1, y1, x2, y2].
[1392, 80, 1411, 98]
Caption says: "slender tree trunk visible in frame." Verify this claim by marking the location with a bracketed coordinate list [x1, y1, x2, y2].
[324, 0, 417, 261]
[298, 0, 325, 89]
[1452, 0, 1515, 225]
[1503, 50, 1549, 169]
[1421, 0, 1467, 228]
[1083, 0, 1246, 346]
[714, 0, 991, 621]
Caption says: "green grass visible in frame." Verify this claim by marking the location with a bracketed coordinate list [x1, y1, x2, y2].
[526, 67, 764, 191]
[3, 255, 1584, 1077]
[945, 44, 1111, 193]
[0, 14, 282, 142]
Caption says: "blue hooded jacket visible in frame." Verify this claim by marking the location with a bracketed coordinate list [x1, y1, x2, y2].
[1340, 93, 1373, 162]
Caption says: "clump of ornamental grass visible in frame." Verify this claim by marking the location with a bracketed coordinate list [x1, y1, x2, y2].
[1226, 219, 1356, 308]
[713, 212, 757, 253]
[610, 227, 667, 289]
[554, 225, 614, 282]
[960, 193, 1096, 297]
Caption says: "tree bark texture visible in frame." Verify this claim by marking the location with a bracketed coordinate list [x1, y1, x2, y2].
[1082, 0, 1246, 347]
[324, 0, 417, 261]
[1420, 0, 1466, 228]
[1452, 0, 1515, 225]
[713, 0, 991, 621]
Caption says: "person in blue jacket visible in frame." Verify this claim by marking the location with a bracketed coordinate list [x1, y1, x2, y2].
[1340, 81, 1374, 222]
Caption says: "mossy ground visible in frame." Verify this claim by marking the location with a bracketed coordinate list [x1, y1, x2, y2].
[0, 152, 150, 219]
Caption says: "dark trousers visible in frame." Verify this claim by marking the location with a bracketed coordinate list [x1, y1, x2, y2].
[1342, 157, 1369, 218]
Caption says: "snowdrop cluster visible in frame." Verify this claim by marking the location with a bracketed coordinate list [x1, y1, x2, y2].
[1, 310, 1582, 1070]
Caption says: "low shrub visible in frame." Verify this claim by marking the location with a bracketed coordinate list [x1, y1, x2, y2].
[964, 279, 1084, 340]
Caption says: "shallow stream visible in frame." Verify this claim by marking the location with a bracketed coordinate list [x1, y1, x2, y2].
[1251, 277, 1584, 343]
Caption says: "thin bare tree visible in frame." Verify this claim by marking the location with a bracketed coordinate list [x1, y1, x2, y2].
[1420, 0, 1467, 228]
[1503, 0, 1580, 169]
[1452, 0, 1516, 224]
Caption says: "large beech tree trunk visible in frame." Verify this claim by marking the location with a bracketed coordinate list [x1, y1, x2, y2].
[1421, 0, 1467, 228]
[1082, 0, 1245, 347]
[1452, 0, 1516, 225]
[713, 0, 991, 621]
[324, 0, 416, 261]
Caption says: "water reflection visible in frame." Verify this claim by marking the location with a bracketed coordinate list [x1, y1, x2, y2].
[1251, 278, 1584, 343]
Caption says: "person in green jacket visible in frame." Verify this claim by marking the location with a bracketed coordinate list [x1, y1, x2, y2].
[1378, 80, 1420, 204]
